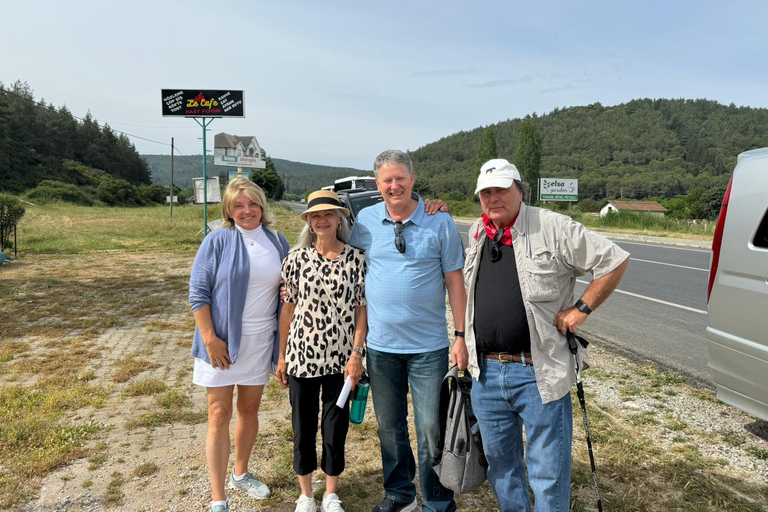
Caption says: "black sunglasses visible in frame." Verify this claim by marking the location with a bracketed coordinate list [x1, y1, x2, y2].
[394, 221, 406, 253]
[490, 228, 505, 262]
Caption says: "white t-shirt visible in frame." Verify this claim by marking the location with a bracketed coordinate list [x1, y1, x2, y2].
[235, 224, 282, 334]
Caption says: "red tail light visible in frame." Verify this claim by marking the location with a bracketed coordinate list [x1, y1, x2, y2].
[708, 177, 733, 303]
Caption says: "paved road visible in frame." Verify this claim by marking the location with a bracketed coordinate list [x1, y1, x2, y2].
[286, 206, 714, 385]
[455, 221, 713, 385]
[280, 201, 305, 214]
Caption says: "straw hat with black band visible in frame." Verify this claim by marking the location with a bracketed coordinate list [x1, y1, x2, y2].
[301, 190, 350, 220]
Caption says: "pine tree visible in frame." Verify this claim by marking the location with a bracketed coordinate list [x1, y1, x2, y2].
[250, 157, 285, 200]
[475, 127, 498, 172]
[516, 121, 542, 202]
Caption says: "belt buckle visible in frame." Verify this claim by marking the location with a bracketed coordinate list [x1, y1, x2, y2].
[497, 352, 513, 363]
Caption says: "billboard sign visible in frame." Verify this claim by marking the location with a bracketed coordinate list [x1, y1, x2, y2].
[192, 177, 222, 204]
[214, 132, 266, 169]
[540, 178, 578, 201]
[161, 89, 245, 117]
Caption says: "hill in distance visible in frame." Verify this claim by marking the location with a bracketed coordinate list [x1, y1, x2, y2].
[410, 98, 768, 200]
[143, 154, 367, 194]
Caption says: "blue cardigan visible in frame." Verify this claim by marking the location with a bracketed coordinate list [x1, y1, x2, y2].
[189, 225, 290, 367]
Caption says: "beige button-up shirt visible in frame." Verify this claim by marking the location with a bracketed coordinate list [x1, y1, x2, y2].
[464, 203, 630, 403]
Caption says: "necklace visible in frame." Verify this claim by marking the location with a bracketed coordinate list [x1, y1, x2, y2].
[240, 227, 262, 246]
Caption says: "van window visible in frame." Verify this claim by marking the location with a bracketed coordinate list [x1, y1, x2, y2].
[754, 209, 768, 248]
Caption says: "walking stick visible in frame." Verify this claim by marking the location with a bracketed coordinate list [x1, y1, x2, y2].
[566, 330, 604, 512]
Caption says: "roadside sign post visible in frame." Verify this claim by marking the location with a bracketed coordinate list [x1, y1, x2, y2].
[161, 89, 246, 237]
[540, 178, 579, 202]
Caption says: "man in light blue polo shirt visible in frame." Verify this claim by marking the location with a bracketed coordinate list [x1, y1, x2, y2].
[349, 149, 467, 512]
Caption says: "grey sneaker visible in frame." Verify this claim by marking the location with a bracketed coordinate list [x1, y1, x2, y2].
[321, 493, 344, 512]
[210, 502, 228, 512]
[229, 471, 271, 499]
[295, 494, 317, 512]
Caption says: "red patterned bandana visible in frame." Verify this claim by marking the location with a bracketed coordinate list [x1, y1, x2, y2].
[477, 213, 516, 246]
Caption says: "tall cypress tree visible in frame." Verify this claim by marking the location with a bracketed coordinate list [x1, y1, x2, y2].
[475, 126, 498, 172]
[516, 121, 542, 202]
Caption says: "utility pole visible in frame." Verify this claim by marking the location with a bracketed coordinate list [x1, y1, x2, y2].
[170, 137, 174, 218]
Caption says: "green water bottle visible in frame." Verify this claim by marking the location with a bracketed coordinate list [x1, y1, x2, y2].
[349, 373, 369, 425]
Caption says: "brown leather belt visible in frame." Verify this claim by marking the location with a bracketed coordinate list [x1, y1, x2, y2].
[483, 352, 533, 366]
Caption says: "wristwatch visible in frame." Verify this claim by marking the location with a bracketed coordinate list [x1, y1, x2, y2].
[574, 299, 592, 315]
[352, 347, 366, 358]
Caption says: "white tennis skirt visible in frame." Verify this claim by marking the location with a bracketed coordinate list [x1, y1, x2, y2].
[193, 328, 274, 388]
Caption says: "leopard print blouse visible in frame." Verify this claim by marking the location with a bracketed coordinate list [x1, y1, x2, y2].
[281, 245, 366, 377]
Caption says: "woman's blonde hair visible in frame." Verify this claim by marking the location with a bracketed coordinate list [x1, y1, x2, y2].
[220, 177, 275, 230]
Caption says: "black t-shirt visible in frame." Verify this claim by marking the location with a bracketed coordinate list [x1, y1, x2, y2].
[473, 235, 531, 354]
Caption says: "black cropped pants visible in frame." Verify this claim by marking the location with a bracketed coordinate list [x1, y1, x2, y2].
[288, 373, 349, 476]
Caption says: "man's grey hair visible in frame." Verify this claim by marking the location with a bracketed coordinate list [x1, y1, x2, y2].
[373, 149, 413, 178]
[514, 180, 530, 198]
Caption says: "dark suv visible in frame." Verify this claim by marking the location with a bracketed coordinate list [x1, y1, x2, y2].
[337, 189, 467, 248]
[336, 189, 386, 225]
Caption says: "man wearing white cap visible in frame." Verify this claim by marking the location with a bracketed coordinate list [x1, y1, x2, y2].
[463, 159, 629, 511]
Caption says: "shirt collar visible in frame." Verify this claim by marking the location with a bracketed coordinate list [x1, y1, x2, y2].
[474, 202, 528, 242]
[381, 195, 424, 226]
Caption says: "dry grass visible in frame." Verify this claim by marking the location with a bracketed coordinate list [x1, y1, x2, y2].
[123, 379, 168, 397]
[1, 203, 766, 511]
[133, 462, 159, 478]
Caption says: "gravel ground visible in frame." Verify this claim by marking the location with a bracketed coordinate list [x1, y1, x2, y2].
[19, 298, 768, 512]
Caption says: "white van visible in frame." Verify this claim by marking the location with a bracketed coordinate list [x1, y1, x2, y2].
[706, 147, 768, 421]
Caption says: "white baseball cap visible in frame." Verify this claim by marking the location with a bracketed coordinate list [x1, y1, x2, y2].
[474, 159, 522, 194]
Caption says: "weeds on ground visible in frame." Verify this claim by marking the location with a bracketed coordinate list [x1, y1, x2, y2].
[124, 379, 168, 397]
[103, 471, 124, 507]
[133, 462, 159, 478]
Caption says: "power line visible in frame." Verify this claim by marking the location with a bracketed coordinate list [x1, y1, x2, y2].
[1, 85, 179, 149]
[1, 84, 207, 175]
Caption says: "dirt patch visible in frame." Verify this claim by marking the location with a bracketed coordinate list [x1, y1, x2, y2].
[2, 252, 767, 511]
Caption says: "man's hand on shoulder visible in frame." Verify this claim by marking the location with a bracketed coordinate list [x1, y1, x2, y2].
[424, 199, 450, 216]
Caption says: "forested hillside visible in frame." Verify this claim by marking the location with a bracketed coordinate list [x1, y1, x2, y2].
[0, 81, 151, 194]
[4, 80, 766, 206]
[411, 98, 768, 200]
[144, 154, 367, 193]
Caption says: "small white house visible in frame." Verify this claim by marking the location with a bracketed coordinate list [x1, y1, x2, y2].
[600, 200, 667, 218]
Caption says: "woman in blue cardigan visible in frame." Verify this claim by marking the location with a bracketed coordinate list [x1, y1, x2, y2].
[189, 177, 290, 512]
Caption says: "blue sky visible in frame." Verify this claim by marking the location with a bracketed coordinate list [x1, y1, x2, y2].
[2, 0, 767, 170]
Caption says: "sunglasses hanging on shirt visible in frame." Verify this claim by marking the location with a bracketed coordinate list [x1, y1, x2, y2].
[490, 227, 505, 262]
[394, 221, 406, 253]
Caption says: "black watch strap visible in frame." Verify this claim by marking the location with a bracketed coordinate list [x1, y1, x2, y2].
[574, 299, 592, 315]
[454, 330, 465, 338]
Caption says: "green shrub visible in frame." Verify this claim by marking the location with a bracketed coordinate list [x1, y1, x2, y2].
[24, 181, 93, 206]
[137, 184, 168, 205]
[0, 194, 26, 226]
[96, 177, 140, 206]
[576, 198, 605, 213]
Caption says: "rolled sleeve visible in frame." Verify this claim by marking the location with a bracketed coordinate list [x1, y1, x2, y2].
[558, 216, 630, 279]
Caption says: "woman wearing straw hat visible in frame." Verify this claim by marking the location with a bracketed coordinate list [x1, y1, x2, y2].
[277, 190, 368, 512]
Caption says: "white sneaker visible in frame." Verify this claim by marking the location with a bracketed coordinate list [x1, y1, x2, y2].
[295, 494, 317, 512]
[321, 493, 344, 512]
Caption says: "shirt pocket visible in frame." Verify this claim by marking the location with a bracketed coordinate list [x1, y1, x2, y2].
[525, 249, 560, 302]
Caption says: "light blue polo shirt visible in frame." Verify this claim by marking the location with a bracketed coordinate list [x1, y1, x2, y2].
[349, 197, 464, 353]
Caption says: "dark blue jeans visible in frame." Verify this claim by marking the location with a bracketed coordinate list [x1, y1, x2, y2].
[472, 357, 573, 512]
[367, 347, 455, 512]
